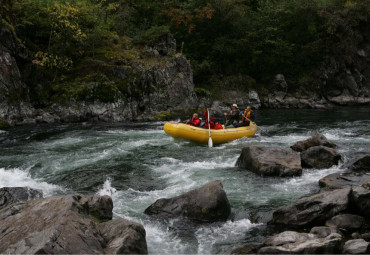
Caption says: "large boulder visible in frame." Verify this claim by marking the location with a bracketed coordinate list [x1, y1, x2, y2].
[0, 194, 147, 254]
[0, 187, 43, 210]
[343, 239, 370, 254]
[291, 133, 336, 152]
[319, 172, 370, 189]
[235, 146, 302, 177]
[144, 180, 231, 222]
[349, 155, 370, 172]
[98, 218, 147, 254]
[325, 214, 365, 232]
[258, 231, 342, 254]
[301, 146, 341, 169]
[351, 181, 370, 219]
[269, 187, 351, 228]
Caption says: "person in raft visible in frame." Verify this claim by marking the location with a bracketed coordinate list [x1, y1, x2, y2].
[188, 113, 201, 127]
[233, 105, 255, 128]
[224, 103, 240, 128]
[203, 110, 223, 129]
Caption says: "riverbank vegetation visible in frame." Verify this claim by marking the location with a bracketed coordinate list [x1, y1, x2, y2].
[3, 0, 370, 97]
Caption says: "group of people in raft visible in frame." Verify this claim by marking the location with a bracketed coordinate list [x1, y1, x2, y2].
[187, 104, 256, 129]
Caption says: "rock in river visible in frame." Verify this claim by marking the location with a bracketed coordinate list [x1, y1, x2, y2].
[258, 231, 342, 254]
[235, 145, 302, 177]
[343, 239, 370, 254]
[319, 172, 370, 189]
[0, 186, 43, 210]
[325, 214, 365, 232]
[269, 187, 351, 228]
[349, 155, 370, 172]
[291, 133, 336, 152]
[0, 194, 147, 254]
[351, 181, 370, 219]
[144, 180, 231, 222]
[301, 146, 341, 169]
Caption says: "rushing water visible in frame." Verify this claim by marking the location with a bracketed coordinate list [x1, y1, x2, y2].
[1, 107, 370, 253]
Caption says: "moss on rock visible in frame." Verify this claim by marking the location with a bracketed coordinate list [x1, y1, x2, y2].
[0, 119, 10, 128]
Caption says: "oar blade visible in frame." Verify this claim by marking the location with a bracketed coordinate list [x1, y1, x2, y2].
[208, 137, 213, 148]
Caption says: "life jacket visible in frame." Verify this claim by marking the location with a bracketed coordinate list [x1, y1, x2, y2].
[189, 117, 201, 126]
[203, 110, 223, 129]
[242, 109, 253, 122]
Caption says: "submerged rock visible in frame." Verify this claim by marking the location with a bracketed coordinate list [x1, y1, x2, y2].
[269, 187, 351, 228]
[235, 145, 302, 177]
[290, 133, 336, 152]
[0, 194, 147, 254]
[301, 146, 341, 169]
[319, 172, 370, 189]
[258, 231, 342, 254]
[325, 214, 365, 232]
[0, 187, 43, 210]
[343, 239, 370, 254]
[144, 180, 231, 222]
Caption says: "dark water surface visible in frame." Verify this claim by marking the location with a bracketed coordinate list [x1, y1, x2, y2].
[1, 107, 370, 253]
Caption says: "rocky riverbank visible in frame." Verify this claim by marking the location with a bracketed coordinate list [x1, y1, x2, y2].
[1, 15, 370, 127]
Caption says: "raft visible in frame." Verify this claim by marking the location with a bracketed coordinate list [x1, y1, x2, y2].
[163, 121, 258, 145]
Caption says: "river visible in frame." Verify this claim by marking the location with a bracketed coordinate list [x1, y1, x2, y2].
[1, 107, 370, 254]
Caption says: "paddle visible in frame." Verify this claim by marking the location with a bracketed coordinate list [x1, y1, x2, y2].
[241, 113, 264, 134]
[207, 109, 213, 147]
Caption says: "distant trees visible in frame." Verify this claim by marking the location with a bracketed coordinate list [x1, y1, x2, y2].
[3, 0, 370, 87]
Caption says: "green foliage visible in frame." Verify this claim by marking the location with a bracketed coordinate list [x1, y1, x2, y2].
[194, 87, 211, 97]
[133, 25, 170, 44]
[3, 0, 370, 102]
[154, 112, 176, 121]
[0, 119, 10, 129]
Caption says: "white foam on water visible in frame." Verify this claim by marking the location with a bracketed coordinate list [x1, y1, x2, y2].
[195, 219, 261, 254]
[97, 178, 117, 197]
[0, 167, 63, 196]
[144, 221, 192, 254]
[103, 129, 164, 135]
[0, 130, 6, 134]
[272, 166, 343, 193]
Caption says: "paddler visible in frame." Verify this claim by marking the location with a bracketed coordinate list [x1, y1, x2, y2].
[188, 113, 201, 127]
[224, 103, 240, 128]
[233, 105, 255, 127]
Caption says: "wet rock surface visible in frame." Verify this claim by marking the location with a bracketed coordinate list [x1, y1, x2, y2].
[300, 145, 341, 169]
[236, 145, 302, 177]
[351, 181, 370, 218]
[319, 172, 370, 189]
[0, 187, 43, 210]
[325, 214, 365, 232]
[269, 187, 351, 228]
[291, 133, 336, 152]
[349, 155, 370, 172]
[343, 239, 370, 254]
[0, 194, 147, 254]
[144, 180, 231, 222]
[258, 231, 342, 254]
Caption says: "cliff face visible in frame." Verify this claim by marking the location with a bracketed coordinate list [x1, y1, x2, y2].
[260, 25, 370, 109]
[0, 21, 36, 124]
[0, 22, 197, 125]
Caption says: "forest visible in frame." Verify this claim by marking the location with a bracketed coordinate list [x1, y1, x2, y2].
[2, 0, 370, 95]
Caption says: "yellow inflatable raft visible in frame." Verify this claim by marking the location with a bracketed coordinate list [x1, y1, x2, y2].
[163, 122, 258, 145]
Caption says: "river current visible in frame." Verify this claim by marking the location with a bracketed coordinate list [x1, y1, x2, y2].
[1, 107, 370, 253]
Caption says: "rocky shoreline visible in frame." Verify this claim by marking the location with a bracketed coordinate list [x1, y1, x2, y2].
[1, 16, 370, 127]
